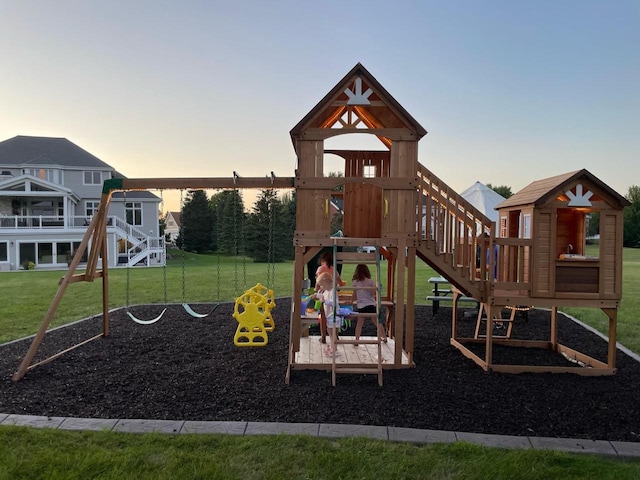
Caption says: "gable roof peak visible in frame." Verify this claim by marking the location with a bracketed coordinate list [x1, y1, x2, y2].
[290, 63, 427, 144]
[0, 135, 113, 169]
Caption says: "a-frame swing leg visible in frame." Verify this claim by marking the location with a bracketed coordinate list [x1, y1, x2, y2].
[12, 195, 110, 381]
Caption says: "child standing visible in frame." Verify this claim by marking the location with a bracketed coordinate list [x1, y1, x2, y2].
[314, 272, 341, 357]
[351, 264, 378, 345]
[314, 251, 344, 343]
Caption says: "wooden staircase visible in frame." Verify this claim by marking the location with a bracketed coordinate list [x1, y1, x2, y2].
[331, 248, 384, 386]
[414, 163, 495, 303]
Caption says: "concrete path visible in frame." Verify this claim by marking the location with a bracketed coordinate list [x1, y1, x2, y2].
[2, 413, 639, 458]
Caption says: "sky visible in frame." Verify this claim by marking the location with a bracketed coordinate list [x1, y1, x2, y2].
[1, 1, 638, 212]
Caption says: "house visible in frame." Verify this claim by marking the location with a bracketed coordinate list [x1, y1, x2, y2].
[0, 136, 163, 271]
[164, 211, 181, 243]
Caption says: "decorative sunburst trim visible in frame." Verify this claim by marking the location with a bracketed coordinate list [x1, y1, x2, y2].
[345, 77, 372, 105]
[566, 183, 593, 207]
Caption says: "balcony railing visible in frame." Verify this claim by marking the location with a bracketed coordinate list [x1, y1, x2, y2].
[0, 215, 98, 229]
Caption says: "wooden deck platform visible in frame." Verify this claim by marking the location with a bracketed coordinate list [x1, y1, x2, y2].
[290, 335, 412, 370]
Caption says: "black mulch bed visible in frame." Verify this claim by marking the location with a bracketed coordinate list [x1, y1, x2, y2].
[1, 299, 639, 443]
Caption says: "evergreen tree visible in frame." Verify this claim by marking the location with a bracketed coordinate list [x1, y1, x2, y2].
[245, 189, 290, 262]
[624, 185, 640, 248]
[211, 190, 245, 255]
[180, 190, 214, 253]
[486, 183, 513, 198]
[280, 191, 296, 260]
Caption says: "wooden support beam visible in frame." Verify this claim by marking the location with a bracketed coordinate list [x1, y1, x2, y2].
[12, 209, 104, 381]
[104, 176, 295, 193]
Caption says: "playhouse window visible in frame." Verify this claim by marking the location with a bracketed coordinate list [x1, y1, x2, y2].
[521, 214, 531, 239]
[363, 165, 376, 178]
[499, 216, 507, 238]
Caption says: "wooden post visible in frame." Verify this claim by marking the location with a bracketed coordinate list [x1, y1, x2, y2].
[602, 308, 618, 369]
[393, 239, 406, 366]
[405, 245, 416, 364]
[550, 306, 558, 350]
[485, 303, 493, 370]
[12, 207, 104, 381]
[101, 207, 110, 337]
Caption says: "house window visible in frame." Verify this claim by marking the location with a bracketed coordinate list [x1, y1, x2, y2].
[86, 201, 100, 216]
[38, 243, 54, 264]
[0, 242, 7, 262]
[84, 171, 102, 185]
[57, 243, 72, 263]
[126, 202, 143, 226]
[72, 242, 88, 263]
[22, 168, 60, 183]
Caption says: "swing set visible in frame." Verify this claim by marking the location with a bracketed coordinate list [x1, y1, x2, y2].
[12, 175, 293, 381]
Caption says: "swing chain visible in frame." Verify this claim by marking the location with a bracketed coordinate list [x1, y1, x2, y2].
[161, 189, 167, 305]
[267, 192, 276, 289]
[124, 189, 130, 309]
[180, 189, 187, 303]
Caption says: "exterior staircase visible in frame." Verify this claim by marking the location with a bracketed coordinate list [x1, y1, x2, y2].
[112, 216, 165, 267]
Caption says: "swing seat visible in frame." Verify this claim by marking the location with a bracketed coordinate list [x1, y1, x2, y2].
[127, 308, 167, 325]
[182, 303, 220, 318]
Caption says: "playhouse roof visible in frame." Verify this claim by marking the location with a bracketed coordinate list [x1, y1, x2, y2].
[290, 63, 427, 149]
[460, 181, 506, 222]
[496, 169, 630, 209]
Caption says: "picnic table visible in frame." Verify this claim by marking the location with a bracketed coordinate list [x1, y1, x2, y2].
[427, 276, 452, 315]
[427, 276, 479, 316]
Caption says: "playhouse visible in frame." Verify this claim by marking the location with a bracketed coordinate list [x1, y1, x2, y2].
[12, 63, 630, 384]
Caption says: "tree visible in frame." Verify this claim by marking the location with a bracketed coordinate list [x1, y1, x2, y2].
[280, 191, 296, 260]
[180, 190, 214, 253]
[486, 183, 513, 198]
[623, 185, 640, 248]
[245, 189, 289, 263]
[211, 190, 245, 255]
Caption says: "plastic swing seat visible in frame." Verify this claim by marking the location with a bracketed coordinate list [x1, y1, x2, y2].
[126, 308, 167, 325]
[181, 303, 219, 318]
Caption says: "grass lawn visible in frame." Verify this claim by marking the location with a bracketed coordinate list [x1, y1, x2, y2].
[1, 249, 639, 475]
[1, 426, 639, 479]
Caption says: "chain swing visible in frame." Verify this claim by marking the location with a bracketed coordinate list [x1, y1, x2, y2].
[178, 188, 219, 318]
[231, 171, 248, 297]
[124, 189, 167, 324]
[266, 172, 277, 290]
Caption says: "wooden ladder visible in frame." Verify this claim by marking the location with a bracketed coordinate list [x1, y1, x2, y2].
[330, 245, 384, 386]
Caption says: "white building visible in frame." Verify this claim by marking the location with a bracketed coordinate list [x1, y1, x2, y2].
[0, 136, 163, 271]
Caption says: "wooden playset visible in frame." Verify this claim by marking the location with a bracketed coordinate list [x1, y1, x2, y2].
[12, 63, 630, 384]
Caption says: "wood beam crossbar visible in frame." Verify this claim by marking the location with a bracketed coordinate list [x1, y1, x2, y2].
[103, 176, 294, 194]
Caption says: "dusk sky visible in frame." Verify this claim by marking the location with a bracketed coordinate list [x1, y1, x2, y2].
[1, 1, 638, 211]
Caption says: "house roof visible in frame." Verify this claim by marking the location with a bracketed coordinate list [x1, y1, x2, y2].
[496, 169, 630, 209]
[0, 136, 113, 169]
[111, 191, 160, 200]
[290, 63, 427, 148]
[0, 174, 80, 203]
[168, 211, 181, 226]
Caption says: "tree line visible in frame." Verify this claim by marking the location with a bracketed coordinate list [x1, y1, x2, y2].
[168, 183, 640, 261]
[173, 189, 296, 262]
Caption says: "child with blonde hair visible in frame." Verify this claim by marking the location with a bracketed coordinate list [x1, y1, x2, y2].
[314, 271, 341, 357]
